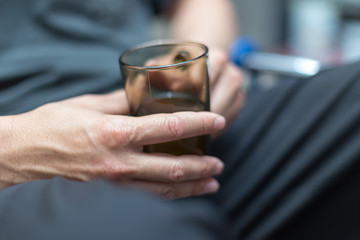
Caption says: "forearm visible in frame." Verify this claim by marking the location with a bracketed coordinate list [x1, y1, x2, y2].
[170, 0, 239, 50]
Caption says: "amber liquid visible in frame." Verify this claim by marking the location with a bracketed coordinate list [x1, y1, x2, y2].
[134, 95, 209, 155]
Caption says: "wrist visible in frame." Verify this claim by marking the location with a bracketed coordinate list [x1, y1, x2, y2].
[0, 115, 18, 189]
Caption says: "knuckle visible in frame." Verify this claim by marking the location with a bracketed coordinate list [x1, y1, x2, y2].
[95, 118, 133, 149]
[201, 114, 211, 133]
[199, 161, 213, 178]
[164, 115, 184, 139]
[169, 161, 186, 182]
[99, 157, 136, 180]
[161, 185, 176, 200]
[192, 112, 212, 134]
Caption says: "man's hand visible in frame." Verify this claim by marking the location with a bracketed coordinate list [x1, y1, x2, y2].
[0, 90, 225, 200]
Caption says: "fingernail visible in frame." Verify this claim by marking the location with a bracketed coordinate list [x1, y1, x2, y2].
[214, 116, 226, 130]
[203, 180, 220, 194]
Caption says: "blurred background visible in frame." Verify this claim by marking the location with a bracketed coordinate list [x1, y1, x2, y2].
[152, 0, 360, 63]
[233, 0, 360, 64]
[151, 0, 360, 90]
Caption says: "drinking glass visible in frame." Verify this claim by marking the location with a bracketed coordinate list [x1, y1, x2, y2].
[119, 40, 210, 155]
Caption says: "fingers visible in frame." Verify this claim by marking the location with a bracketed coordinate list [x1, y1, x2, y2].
[210, 63, 244, 124]
[121, 178, 220, 200]
[115, 111, 225, 146]
[111, 151, 224, 200]
[129, 153, 224, 182]
[209, 49, 228, 90]
[65, 90, 130, 115]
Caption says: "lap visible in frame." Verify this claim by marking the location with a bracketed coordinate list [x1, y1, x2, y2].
[0, 177, 227, 240]
[210, 62, 360, 240]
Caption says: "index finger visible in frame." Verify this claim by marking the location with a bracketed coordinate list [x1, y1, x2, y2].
[115, 111, 225, 146]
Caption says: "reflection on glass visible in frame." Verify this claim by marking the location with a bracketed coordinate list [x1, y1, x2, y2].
[120, 41, 210, 155]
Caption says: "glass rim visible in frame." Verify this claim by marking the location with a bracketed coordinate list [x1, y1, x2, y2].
[119, 39, 208, 70]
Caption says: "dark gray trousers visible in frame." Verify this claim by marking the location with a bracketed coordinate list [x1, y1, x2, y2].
[1, 62, 360, 240]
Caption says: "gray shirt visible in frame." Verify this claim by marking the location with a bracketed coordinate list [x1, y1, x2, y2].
[0, 0, 174, 114]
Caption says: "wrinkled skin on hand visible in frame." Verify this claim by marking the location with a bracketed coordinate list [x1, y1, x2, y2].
[0, 90, 226, 199]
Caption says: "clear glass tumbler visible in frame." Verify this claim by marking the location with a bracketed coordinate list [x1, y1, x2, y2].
[119, 40, 210, 155]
